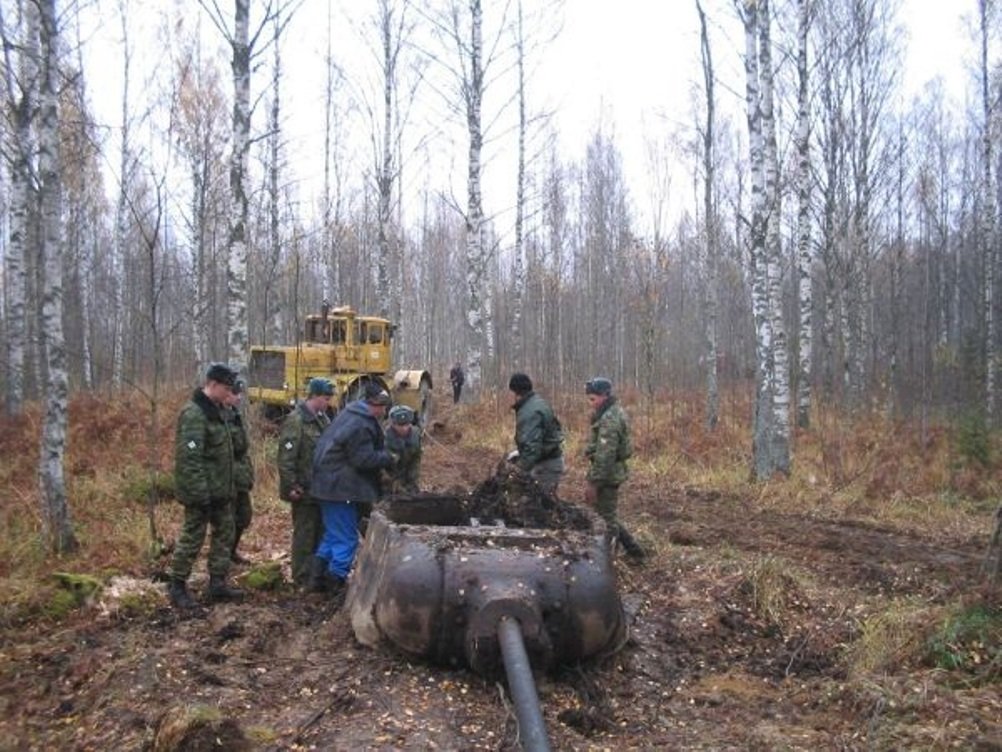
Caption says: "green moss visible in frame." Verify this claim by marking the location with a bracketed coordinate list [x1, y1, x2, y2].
[51, 572, 103, 603]
[241, 561, 284, 591]
[40, 588, 80, 620]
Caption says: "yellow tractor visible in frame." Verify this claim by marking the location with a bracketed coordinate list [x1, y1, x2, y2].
[247, 302, 433, 423]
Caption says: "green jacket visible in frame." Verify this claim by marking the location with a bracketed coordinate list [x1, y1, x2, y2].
[277, 401, 331, 500]
[512, 391, 564, 472]
[585, 397, 632, 486]
[174, 389, 235, 506]
[225, 406, 254, 493]
[384, 424, 422, 493]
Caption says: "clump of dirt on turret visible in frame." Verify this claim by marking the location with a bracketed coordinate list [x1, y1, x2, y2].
[465, 462, 592, 531]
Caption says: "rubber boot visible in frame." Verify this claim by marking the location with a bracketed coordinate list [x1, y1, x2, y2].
[207, 574, 245, 602]
[168, 578, 198, 610]
[307, 556, 330, 593]
[230, 529, 251, 565]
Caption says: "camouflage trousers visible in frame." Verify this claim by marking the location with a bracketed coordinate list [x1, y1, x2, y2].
[233, 491, 253, 535]
[170, 498, 235, 581]
[593, 483, 621, 536]
[290, 499, 323, 587]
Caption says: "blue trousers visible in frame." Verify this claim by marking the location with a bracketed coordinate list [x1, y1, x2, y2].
[317, 501, 359, 579]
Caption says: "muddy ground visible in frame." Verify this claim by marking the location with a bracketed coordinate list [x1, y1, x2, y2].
[1, 414, 1000, 751]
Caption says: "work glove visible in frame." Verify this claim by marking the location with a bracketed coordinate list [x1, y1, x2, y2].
[584, 482, 598, 506]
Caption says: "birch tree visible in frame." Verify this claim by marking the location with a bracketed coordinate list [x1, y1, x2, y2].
[739, 0, 789, 480]
[1, 0, 39, 414]
[112, 0, 133, 389]
[37, 0, 77, 552]
[510, 0, 526, 370]
[794, 0, 813, 428]
[696, 0, 719, 430]
[979, 0, 997, 421]
[198, 0, 276, 368]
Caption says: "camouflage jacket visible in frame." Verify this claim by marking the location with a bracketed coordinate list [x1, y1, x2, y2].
[277, 401, 331, 501]
[224, 406, 254, 492]
[512, 391, 563, 471]
[384, 424, 422, 493]
[174, 389, 235, 506]
[585, 397, 632, 486]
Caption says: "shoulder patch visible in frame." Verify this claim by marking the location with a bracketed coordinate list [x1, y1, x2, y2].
[284, 441, 294, 450]
[187, 440, 198, 450]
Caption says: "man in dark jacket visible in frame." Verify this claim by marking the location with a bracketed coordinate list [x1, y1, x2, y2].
[507, 372, 565, 494]
[449, 362, 465, 404]
[168, 363, 244, 609]
[310, 381, 395, 593]
[584, 377, 646, 562]
[277, 377, 334, 587]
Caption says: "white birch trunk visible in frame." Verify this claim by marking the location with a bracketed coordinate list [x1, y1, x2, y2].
[759, 0, 790, 474]
[112, 1, 130, 390]
[37, 0, 77, 553]
[227, 0, 250, 368]
[980, 0, 997, 421]
[2, 0, 39, 414]
[510, 0, 526, 371]
[696, 0, 718, 430]
[376, 0, 394, 319]
[464, 0, 485, 391]
[741, 0, 772, 480]
[795, 0, 812, 429]
[268, 16, 281, 344]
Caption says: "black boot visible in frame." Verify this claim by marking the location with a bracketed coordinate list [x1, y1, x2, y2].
[207, 574, 244, 602]
[230, 529, 251, 564]
[618, 527, 648, 565]
[168, 578, 198, 610]
[307, 556, 330, 593]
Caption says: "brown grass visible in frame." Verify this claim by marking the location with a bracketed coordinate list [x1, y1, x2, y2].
[1, 384, 999, 624]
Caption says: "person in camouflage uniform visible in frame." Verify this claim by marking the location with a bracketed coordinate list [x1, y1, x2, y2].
[507, 372, 565, 494]
[223, 380, 254, 564]
[584, 377, 646, 562]
[384, 405, 422, 494]
[168, 363, 245, 609]
[277, 377, 334, 587]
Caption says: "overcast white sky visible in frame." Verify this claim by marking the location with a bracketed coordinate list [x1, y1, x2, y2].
[78, 0, 978, 240]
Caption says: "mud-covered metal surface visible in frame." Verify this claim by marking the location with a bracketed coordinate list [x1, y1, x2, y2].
[346, 465, 626, 676]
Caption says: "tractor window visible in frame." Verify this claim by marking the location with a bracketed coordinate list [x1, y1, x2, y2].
[331, 319, 346, 344]
[368, 323, 384, 344]
[355, 322, 365, 346]
[304, 319, 324, 343]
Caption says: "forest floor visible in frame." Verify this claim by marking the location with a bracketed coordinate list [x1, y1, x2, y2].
[1, 393, 1001, 750]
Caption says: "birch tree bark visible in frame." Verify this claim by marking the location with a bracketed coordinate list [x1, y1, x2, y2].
[227, 0, 251, 367]
[740, 0, 789, 480]
[979, 0, 997, 422]
[510, 0, 526, 371]
[760, 0, 791, 475]
[112, 0, 132, 389]
[37, 0, 77, 553]
[795, 0, 813, 429]
[1, 0, 38, 414]
[696, 0, 719, 430]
